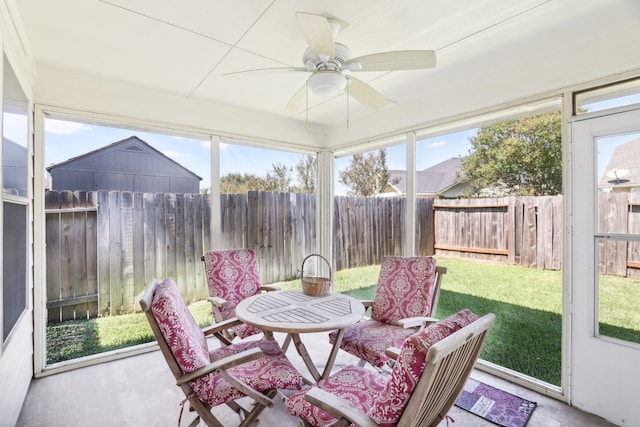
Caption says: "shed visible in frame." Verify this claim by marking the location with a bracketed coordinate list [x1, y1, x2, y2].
[46, 136, 202, 193]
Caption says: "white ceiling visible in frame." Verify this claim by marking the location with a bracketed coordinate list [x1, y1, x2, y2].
[13, 0, 640, 134]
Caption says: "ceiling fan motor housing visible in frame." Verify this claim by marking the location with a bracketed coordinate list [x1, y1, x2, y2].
[303, 43, 352, 70]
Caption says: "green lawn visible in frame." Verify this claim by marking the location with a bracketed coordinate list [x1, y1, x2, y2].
[46, 301, 212, 364]
[46, 257, 640, 387]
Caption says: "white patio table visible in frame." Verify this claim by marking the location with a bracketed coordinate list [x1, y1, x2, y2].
[235, 290, 365, 383]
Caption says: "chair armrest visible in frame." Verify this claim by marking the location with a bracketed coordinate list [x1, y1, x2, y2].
[385, 347, 401, 360]
[360, 300, 374, 308]
[304, 388, 379, 427]
[206, 297, 229, 326]
[206, 296, 228, 307]
[397, 316, 437, 329]
[177, 347, 275, 408]
[176, 347, 263, 385]
[260, 285, 281, 292]
[202, 317, 243, 336]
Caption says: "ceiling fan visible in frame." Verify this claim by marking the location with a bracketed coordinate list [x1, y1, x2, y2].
[228, 12, 437, 115]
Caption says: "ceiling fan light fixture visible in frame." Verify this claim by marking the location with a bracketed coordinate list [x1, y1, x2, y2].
[308, 70, 347, 96]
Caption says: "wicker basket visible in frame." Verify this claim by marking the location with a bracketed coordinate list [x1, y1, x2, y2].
[301, 254, 332, 296]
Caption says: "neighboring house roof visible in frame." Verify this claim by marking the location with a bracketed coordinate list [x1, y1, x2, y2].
[387, 157, 466, 197]
[598, 137, 640, 191]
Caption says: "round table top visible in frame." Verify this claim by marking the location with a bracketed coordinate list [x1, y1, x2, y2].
[235, 290, 365, 334]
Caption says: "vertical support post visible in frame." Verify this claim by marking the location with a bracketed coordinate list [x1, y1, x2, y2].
[405, 132, 417, 256]
[317, 149, 334, 281]
[209, 135, 222, 250]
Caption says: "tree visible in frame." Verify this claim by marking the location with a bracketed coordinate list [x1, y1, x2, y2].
[339, 149, 394, 197]
[220, 156, 318, 195]
[458, 111, 562, 196]
[220, 172, 270, 194]
[264, 162, 293, 192]
[294, 155, 317, 194]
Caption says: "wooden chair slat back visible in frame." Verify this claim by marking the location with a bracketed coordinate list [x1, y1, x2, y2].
[398, 313, 495, 427]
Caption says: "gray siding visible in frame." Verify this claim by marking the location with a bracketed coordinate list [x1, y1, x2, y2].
[48, 136, 201, 193]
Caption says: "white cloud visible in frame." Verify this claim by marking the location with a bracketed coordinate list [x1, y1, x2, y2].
[426, 140, 446, 148]
[45, 119, 92, 135]
[161, 150, 184, 159]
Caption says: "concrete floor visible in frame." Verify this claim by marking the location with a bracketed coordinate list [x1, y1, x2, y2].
[17, 332, 616, 427]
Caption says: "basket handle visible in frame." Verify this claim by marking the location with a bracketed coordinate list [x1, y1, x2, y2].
[301, 254, 332, 280]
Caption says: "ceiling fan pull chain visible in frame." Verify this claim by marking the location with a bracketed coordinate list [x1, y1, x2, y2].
[305, 80, 309, 128]
[347, 82, 350, 129]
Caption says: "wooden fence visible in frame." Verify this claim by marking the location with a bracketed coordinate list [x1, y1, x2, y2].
[220, 192, 316, 283]
[45, 191, 212, 322]
[333, 196, 407, 270]
[45, 190, 639, 321]
[431, 196, 563, 270]
[45, 190, 316, 322]
[597, 192, 640, 277]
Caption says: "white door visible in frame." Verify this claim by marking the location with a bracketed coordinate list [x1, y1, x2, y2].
[570, 107, 640, 426]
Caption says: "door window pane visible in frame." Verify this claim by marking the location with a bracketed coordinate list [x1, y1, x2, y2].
[596, 132, 640, 345]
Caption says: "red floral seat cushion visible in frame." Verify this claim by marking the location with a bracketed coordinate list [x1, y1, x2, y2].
[287, 365, 387, 427]
[150, 278, 302, 407]
[291, 309, 479, 427]
[203, 249, 263, 338]
[329, 318, 417, 367]
[329, 256, 438, 367]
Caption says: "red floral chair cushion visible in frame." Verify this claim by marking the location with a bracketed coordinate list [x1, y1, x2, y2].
[202, 249, 263, 339]
[372, 256, 437, 324]
[150, 278, 303, 407]
[329, 256, 438, 367]
[287, 365, 387, 427]
[331, 318, 418, 368]
[288, 309, 479, 427]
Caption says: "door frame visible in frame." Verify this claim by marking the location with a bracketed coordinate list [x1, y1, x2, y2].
[568, 106, 640, 426]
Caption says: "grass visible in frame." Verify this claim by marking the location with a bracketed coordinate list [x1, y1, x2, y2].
[46, 257, 640, 387]
[46, 300, 212, 364]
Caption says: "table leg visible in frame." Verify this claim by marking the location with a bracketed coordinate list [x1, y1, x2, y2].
[291, 333, 322, 382]
[261, 330, 275, 341]
[322, 328, 345, 379]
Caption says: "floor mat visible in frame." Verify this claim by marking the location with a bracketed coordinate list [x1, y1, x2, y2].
[454, 378, 537, 427]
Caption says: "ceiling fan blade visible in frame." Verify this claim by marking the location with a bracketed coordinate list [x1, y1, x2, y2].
[346, 50, 436, 72]
[284, 83, 308, 115]
[223, 66, 307, 77]
[296, 12, 335, 59]
[346, 76, 391, 110]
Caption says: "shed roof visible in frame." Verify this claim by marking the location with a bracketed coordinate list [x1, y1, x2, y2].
[46, 135, 202, 180]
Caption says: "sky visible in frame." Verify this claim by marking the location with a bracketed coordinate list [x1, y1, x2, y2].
[42, 117, 476, 195]
[38, 92, 640, 194]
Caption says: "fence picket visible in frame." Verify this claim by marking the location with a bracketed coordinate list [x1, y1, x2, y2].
[97, 191, 110, 316]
